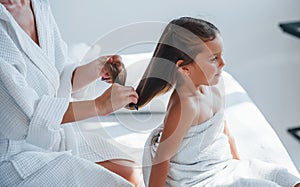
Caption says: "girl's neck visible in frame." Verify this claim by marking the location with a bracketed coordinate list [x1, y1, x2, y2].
[175, 82, 199, 98]
[176, 77, 208, 95]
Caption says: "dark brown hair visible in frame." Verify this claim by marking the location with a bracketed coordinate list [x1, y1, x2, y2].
[102, 55, 127, 85]
[104, 62, 127, 85]
[133, 17, 220, 109]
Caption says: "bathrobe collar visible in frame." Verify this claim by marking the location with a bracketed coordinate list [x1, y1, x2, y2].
[0, 2, 60, 91]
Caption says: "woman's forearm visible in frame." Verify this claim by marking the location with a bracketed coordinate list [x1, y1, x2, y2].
[62, 100, 98, 124]
[71, 59, 100, 92]
[62, 83, 139, 124]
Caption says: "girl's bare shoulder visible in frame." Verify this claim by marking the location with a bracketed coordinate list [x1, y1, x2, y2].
[165, 92, 197, 126]
[168, 91, 198, 113]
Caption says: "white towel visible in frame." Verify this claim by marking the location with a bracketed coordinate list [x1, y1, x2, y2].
[143, 111, 300, 186]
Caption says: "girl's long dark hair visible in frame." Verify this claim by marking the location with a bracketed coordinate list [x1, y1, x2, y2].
[134, 17, 220, 109]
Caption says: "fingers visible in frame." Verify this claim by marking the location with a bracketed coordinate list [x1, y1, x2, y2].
[123, 86, 139, 104]
[100, 55, 124, 72]
[98, 55, 124, 82]
[106, 55, 122, 68]
[95, 83, 139, 116]
[99, 55, 122, 64]
[107, 55, 122, 63]
[129, 87, 139, 102]
[112, 83, 139, 104]
[97, 55, 119, 66]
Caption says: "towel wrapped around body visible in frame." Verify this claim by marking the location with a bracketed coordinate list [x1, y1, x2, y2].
[143, 111, 300, 187]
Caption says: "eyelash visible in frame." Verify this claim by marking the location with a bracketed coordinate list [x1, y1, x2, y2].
[210, 56, 218, 62]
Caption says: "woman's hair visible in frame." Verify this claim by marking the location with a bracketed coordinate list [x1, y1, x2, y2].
[134, 17, 220, 109]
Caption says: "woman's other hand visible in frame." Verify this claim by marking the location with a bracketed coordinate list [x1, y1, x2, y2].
[72, 55, 126, 92]
[95, 83, 138, 116]
[98, 55, 127, 85]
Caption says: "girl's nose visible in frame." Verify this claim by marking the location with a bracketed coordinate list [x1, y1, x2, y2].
[219, 57, 225, 68]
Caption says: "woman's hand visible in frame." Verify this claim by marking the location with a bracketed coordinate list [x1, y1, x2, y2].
[95, 83, 138, 116]
[72, 55, 126, 92]
[98, 55, 127, 85]
[62, 83, 138, 123]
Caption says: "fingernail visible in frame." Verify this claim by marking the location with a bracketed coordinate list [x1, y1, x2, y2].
[107, 57, 112, 62]
[129, 103, 138, 111]
[134, 104, 138, 111]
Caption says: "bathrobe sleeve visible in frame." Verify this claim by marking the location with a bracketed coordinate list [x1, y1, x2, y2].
[0, 55, 69, 148]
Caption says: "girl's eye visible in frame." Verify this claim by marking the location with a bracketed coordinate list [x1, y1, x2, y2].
[210, 56, 218, 62]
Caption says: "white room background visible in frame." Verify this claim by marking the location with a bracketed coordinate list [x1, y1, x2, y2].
[50, 0, 300, 170]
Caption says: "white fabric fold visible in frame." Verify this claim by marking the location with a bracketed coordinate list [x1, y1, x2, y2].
[143, 111, 232, 186]
[143, 111, 300, 186]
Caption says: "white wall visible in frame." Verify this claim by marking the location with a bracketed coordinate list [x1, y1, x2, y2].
[50, 0, 300, 168]
[50, 0, 300, 117]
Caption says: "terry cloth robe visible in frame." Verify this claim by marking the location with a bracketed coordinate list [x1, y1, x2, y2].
[0, 0, 132, 186]
[143, 111, 300, 187]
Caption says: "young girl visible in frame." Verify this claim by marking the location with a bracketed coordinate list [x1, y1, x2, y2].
[133, 17, 300, 186]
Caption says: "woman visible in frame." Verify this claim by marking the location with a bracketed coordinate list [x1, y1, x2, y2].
[0, 0, 139, 186]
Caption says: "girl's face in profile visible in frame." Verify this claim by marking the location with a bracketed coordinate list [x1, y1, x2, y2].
[189, 34, 225, 87]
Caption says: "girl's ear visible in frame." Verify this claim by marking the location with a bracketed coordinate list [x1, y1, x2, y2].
[176, 60, 190, 76]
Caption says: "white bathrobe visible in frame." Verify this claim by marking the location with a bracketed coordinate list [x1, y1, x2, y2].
[0, 0, 132, 186]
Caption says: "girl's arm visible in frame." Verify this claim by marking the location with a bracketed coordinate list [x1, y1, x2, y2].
[149, 99, 196, 186]
[223, 120, 240, 160]
[149, 160, 170, 187]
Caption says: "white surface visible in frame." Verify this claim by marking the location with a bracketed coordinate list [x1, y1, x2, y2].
[74, 69, 299, 178]
[69, 47, 299, 174]
[222, 72, 299, 175]
[51, 0, 300, 172]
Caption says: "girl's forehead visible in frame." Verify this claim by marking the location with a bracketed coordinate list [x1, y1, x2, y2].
[194, 36, 223, 59]
[204, 35, 224, 54]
